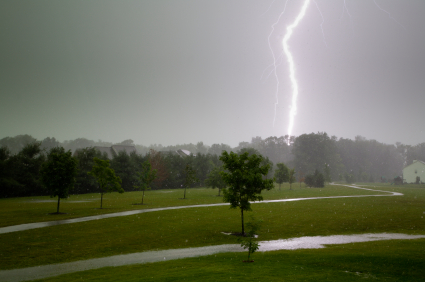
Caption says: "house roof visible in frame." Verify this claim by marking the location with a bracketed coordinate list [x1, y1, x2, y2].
[403, 160, 425, 170]
[177, 149, 193, 157]
[158, 149, 194, 157]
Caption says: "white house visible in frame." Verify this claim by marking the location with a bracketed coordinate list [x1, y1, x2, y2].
[403, 160, 425, 184]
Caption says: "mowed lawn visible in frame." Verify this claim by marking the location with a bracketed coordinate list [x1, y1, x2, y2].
[1, 183, 425, 281]
[33, 239, 425, 282]
[0, 183, 387, 227]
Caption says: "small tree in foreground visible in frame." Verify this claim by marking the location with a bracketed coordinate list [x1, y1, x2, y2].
[220, 151, 273, 235]
[88, 157, 124, 208]
[205, 165, 226, 196]
[134, 160, 157, 205]
[40, 147, 78, 214]
[274, 163, 289, 190]
[238, 216, 262, 262]
[182, 164, 198, 199]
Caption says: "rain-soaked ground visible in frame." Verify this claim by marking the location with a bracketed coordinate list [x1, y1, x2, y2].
[0, 233, 424, 282]
[0, 185, 402, 234]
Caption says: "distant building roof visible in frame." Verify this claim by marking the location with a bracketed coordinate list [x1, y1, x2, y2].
[404, 160, 425, 170]
[177, 149, 193, 157]
[158, 149, 194, 157]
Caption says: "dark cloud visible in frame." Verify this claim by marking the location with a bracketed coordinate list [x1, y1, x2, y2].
[1, 0, 424, 146]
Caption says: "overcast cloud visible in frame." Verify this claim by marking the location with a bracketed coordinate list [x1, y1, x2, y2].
[1, 0, 424, 146]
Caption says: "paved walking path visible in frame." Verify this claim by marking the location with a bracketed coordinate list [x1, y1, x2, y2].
[1, 233, 423, 282]
[0, 185, 401, 234]
[0, 185, 412, 281]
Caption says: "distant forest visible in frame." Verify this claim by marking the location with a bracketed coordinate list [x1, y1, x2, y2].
[1, 133, 424, 198]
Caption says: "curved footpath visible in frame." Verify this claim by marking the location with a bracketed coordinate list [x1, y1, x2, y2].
[0, 184, 401, 234]
[0, 185, 419, 282]
[1, 233, 424, 282]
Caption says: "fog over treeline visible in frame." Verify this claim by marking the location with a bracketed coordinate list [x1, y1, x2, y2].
[1, 133, 425, 198]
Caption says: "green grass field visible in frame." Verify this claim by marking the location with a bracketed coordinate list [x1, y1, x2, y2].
[1, 183, 425, 281]
[0, 183, 387, 227]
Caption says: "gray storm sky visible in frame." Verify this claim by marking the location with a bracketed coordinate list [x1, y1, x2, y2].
[1, 0, 424, 147]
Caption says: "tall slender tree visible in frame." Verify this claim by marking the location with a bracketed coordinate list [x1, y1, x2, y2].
[274, 163, 289, 190]
[182, 164, 198, 199]
[134, 160, 157, 204]
[88, 157, 123, 208]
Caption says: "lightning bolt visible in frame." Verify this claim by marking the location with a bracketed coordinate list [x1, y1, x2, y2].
[373, 0, 405, 29]
[265, 0, 401, 146]
[267, 0, 290, 127]
[313, 0, 327, 47]
[283, 0, 311, 144]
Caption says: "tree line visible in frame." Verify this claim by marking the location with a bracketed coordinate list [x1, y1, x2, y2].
[1, 132, 424, 198]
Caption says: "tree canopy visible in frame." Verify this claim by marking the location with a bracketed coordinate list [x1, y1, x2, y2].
[274, 163, 289, 190]
[134, 160, 157, 204]
[182, 164, 198, 199]
[40, 147, 78, 213]
[88, 157, 124, 208]
[219, 151, 273, 235]
[205, 165, 226, 196]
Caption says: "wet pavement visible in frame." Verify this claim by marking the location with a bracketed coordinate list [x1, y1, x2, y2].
[0, 184, 401, 234]
[0, 233, 423, 282]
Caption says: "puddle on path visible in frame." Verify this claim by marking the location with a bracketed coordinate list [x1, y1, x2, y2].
[0, 185, 401, 234]
[0, 233, 423, 282]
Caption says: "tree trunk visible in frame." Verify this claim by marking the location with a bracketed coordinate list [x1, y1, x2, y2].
[241, 208, 244, 235]
[101, 192, 103, 209]
[184, 187, 187, 199]
[57, 196, 60, 213]
[142, 190, 145, 205]
[218, 188, 221, 196]
[279, 183, 281, 191]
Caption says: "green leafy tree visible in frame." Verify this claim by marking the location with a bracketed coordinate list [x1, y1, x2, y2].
[219, 151, 273, 235]
[88, 157, 124, 208]
[0, 146, 23, 197]
[10, 142, 46, 197]
[134, 160, 157, 204]
[274, 163, 289, 190]
[0, 134, 38, 155]
[111, 151, 138, 191]
[304, 169, 325, 188]
[238, 216, 262, 262]
[205, 165, 226, 196]
[288, 168, 296, 190]
[293, 132, 342, 180]
[74, 147, 104, 194]
[40, 147, 78, 214]
[182, 164, 198, 199]
[314, 170, 325, 187]
[304, 174, 314, 188]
